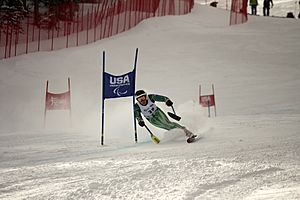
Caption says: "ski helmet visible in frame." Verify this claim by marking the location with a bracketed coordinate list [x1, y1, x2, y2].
[135, 90, 147, 99]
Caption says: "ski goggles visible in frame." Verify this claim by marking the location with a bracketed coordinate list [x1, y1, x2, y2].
[136, 95, 147, 102]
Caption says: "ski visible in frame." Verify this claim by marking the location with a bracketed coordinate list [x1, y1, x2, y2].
[187, 135, 197, 143]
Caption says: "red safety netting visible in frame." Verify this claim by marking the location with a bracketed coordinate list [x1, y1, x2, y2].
[230, 0, 247, 25]
[0, 0, 194, 59]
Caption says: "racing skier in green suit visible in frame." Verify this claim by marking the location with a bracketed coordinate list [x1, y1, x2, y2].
[134, 90, 196, 141]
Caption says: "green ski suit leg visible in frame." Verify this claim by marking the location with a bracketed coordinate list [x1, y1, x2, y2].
[147, 107, 183, 130]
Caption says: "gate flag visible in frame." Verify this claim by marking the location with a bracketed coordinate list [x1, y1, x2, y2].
[46, 92, 71, 110]
[200, 95, 215, 107]
[44, 78, 72, 127]
[103, 69, 136, 99]
[101, 48, 139, 146]
[199, 84, 217, 117]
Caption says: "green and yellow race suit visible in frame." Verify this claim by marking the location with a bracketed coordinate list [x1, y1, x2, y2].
[134, 94, 183, 130]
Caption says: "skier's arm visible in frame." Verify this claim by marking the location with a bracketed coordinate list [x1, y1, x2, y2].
[134, 103, 144, 122]
[134, 104, 146, 127]
[149, 94, 173, 107]
[149, 94, 169, 102]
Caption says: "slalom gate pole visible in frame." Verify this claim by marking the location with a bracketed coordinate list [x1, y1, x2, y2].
[133, 48, 139, 143]
[44, 80, 49, 128]
[101, 51, 106, 145]
[68, 77, 72, 127]
[212, 84, 217, 117]
[208, 99, 211, 118]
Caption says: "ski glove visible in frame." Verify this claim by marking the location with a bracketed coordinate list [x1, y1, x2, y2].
[166, 99, 173, 107]
[138, 120, 145, 127]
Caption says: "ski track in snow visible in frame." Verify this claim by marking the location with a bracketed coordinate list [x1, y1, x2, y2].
[0, 114, 299, 200]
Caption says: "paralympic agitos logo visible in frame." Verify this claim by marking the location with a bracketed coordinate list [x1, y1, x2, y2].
[109, 75, 130, 96]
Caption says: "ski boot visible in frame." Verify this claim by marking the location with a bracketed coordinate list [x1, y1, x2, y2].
[183, 127, 197, 143]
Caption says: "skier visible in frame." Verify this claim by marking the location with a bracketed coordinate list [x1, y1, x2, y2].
[134, 90, 196, 142]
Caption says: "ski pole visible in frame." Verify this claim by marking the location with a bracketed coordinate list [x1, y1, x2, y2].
[171, 105, 177, 115]
[144, 125, 160, 144]
[167, 105, 181, 121]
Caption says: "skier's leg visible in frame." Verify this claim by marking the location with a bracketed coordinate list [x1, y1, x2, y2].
[148, 108, 183, 130]
[158, 109, 195, 137]
[182, 127, 195, 138]
[157, 108, 184, 129]
[148, 108, 195, 137]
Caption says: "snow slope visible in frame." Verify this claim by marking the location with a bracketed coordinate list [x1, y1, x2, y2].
[1, 4, 300, 200]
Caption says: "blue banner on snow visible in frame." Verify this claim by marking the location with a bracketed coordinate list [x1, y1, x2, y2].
[103, 69, 136, 99]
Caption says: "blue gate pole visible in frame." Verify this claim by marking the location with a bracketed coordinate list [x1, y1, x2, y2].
[133, 48, 139, 143]
[101, 51, 106, 145]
